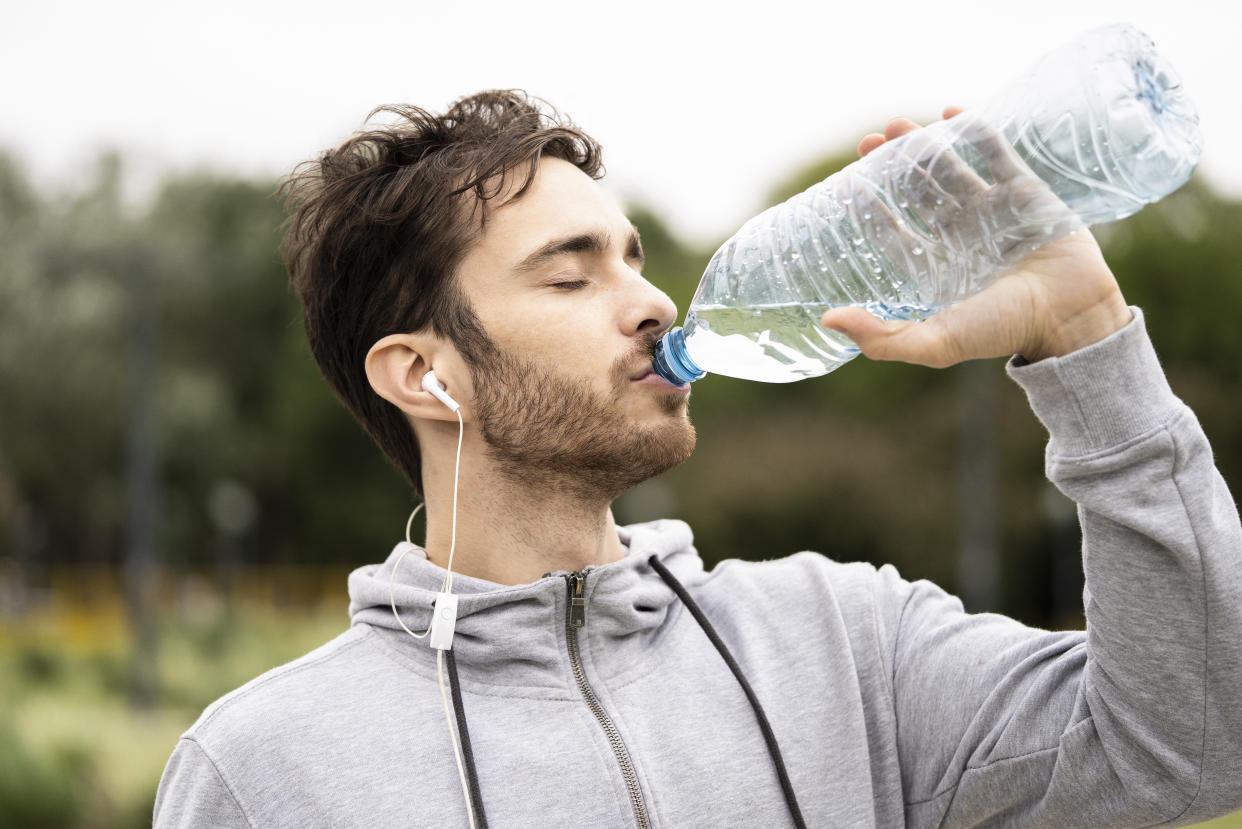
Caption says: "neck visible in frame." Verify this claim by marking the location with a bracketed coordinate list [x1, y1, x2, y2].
[417, 428, 627, 585]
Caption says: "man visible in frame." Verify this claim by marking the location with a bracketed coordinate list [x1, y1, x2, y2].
[154, 91, 1242, 827]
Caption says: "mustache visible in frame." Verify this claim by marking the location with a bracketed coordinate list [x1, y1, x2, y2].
[610, 329, 663, 385]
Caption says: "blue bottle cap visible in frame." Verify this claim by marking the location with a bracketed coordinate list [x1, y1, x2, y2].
[652, 328, 705, 386]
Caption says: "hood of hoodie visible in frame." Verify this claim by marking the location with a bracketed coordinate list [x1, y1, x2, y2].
[347, 519, 706, 692]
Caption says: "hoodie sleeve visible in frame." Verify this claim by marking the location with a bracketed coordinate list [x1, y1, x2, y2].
[890, 308, 1242, 828]
[154, 738, 253, 828]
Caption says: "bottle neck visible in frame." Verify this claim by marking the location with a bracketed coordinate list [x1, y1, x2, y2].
[652, 328, 705, 386]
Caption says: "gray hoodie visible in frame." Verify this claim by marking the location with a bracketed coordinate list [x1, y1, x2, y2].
[154, 311, 1242, 828]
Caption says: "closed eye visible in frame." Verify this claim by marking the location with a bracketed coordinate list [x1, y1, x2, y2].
[550, 280, 590, 290]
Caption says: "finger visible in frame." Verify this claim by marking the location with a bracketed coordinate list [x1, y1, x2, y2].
[943, 106, 966, 120]
[928, 144, 991, 198]
[955, 114, 1027, 182]
[857, 133, 886, 157]
[859, 117, 922, 157]
[892, 128, 982, 205]
[884, 117, 922, 142]
[893, 153, 963, 217]
[820, 305, 961, 368]
[849, 184, 922, 265]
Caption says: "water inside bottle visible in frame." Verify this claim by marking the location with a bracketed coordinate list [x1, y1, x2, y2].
[683, 301, 939, 383]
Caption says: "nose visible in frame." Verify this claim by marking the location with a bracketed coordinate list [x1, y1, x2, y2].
[620, 269, 679, 339]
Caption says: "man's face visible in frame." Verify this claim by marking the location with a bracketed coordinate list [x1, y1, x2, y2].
[452, 157, 696, 500]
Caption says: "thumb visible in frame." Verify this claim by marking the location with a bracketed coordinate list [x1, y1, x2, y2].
[820, 306, 960, 368]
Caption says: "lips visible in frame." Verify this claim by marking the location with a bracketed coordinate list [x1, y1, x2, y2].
[629, 366, 655, 381]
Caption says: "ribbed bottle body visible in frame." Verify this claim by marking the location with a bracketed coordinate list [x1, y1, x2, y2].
[657, 23, 1199, 385]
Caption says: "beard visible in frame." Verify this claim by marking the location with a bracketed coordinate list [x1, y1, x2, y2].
[465, 335, 697, 502]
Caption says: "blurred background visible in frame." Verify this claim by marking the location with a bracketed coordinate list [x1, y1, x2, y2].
[2, 1, 1240, 826]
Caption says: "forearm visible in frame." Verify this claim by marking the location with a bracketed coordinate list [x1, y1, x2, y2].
[1010, 306, 1242, 823]
[893, 309, 1242, 827]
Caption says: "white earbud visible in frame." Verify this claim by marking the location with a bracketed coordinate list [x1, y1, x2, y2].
[421, 369, 461, 413]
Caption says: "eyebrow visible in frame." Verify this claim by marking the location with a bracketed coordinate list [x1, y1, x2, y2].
[513, 225, 645, 274]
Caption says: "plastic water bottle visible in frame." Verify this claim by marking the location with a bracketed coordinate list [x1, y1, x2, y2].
[652, 22, 1201, 385]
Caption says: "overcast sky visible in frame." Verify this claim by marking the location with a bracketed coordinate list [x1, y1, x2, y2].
[2, 0, 1237, 245]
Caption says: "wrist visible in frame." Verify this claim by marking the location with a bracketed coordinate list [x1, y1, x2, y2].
[1020, 294, 1133, 363]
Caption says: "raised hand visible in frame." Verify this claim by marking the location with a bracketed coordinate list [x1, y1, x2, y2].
[821, 108, 1132, 366]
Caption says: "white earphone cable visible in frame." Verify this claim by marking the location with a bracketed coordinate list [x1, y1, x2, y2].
[441, 408, 464, 594]
[390, 503, 430, 639]
[387, 405, 466, 629]
[387, 407, 474, 828]
[439, 409, 473, 829]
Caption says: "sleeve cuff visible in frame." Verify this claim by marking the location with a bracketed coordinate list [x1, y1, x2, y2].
[1005, 307, 1183, 457]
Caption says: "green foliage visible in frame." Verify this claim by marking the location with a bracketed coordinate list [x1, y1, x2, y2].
[1092, 174, 1242, 490]
[627, 203, 706, 315]
[0, 718, 83, 828]
[1, 592, 348, 829]
[0, 154, 412, 574]
[1098, 175, 1242, 376]
[764, 149, 860, 206]
[16, 642, 66, 685]
[2, 144, 1240, 629]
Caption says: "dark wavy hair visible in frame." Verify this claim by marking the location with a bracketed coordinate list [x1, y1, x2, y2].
[278, 90, 604, 494]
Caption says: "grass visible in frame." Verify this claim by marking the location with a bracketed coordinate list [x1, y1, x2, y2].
[0, 569, 350, 828]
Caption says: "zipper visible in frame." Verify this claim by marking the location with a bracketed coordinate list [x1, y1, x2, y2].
[563, 571, 651, 829]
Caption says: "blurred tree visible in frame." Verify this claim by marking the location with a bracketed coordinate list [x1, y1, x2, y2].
[143, 172, 413, 570]
[0, 151, 167, 704]
[1, 143, 1238, 633]
[0, 152, 42, 604]
[0, 156, 414, 580]
[1, 152, 131, 574]
[1095, 174, 1242, 473]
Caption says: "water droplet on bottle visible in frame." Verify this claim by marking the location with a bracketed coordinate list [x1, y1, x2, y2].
[935, 198, 944, 206]
[841, 197, 852, 205]
[863, 213, 872, 220]
[852, 236, 864, 246]
[911, 245, 924, 255]
[898, 201, 909, 209]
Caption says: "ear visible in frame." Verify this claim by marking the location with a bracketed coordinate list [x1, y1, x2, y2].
[365, 334, 466, 423]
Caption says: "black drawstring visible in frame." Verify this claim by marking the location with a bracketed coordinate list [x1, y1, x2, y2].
[442, 558, 807, 829]
[648, 554, 809, 829]
[445, 649, 490, 829]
